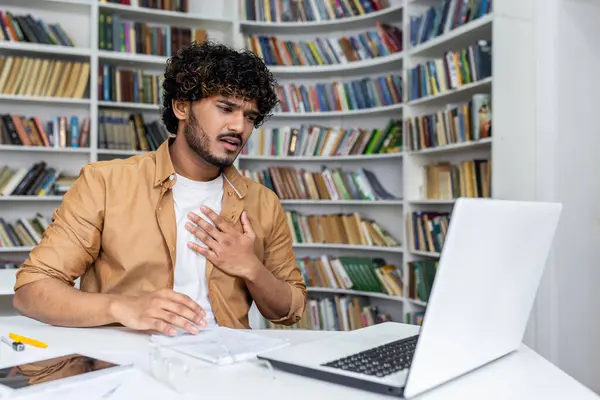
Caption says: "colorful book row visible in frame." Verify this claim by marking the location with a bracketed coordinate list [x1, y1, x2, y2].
[245, 22, 402, 67]
[0, 162, 77, 197]
[299, 255, 403, 296]
[241, 0, 388, 23]
[407, 41, 491, 101]
[241, 119, 402, 157]
[275, 74, 402, 113]
[407, 93, 491, 151]
[0, 114, 90, 149]
[240, 166, 398, 201]
[285, 211, 401, 247]
[98, 111, 169, 151]
[0, 213, 50, 248]
[409, 0, 492, 48]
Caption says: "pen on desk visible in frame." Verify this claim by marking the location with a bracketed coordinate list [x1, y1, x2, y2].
[1, 336, 25, 352]
[8, 333, 47, 349]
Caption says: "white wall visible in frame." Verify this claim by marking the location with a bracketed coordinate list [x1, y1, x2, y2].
[532, 0, 600, 393]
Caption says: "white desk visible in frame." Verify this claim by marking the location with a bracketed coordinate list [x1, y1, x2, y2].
[0, 315, 597, 400]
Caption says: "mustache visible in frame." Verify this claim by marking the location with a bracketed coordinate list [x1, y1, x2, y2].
[216, 133, 242, 141]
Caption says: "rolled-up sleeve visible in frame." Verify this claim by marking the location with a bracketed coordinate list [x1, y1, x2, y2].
[262, 193, 307, 326]
[14, 165, 105, 291]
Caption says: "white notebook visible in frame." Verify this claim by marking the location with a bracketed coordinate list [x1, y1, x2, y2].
[150, 327, 289, 365]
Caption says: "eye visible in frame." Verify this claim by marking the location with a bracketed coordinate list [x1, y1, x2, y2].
[218, 106, 232, 113]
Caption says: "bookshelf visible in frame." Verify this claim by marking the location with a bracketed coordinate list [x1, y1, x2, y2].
[0, 0, 536, 334]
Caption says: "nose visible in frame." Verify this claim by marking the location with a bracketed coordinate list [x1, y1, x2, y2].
[226, 110, 245, 134]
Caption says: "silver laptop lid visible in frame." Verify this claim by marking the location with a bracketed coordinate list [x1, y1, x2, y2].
[404, 198, 562, 398]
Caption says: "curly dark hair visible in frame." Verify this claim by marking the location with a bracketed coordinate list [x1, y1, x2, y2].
[161, 40, 280, 133]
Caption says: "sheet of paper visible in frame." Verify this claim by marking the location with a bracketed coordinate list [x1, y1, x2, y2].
[150, 327, 289, 365]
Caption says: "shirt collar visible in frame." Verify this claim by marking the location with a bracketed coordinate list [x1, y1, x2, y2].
[154, 136, 247, 198]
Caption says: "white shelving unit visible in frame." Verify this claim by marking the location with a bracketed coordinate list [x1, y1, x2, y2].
[0, 0, 536, 333]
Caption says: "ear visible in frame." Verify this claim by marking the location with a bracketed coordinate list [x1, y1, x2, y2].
[172, 99, 189, 121]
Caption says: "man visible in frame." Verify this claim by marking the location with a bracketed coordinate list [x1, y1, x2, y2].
[12, 41, 307, 336]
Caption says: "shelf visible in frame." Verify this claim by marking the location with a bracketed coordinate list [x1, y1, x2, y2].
[409, 199, 456, 205]
[409, 138, 492, 155]
[267, 52, 404, 75]
[274, 103, 403, 118]
[307, 287, 427, 307]
[0, 94, 90, 106]
[280, 199, 403, 206]
[0, 196, 63, 202]
[0, 145, 91, 154]
[0, 41, 91, 57]
[97, 101, 160, 111]
[98, 2, 234, 28]
[411, 250, 441, 258]
[293, 243, 404, 253]
[239, 152, 403, 161]
[407, 77, 492, 107]
[97, 149, 147, 156]
[409, 14, 493, 58]
[0, 247, 33, 253]
[2, 0, 91, 8]
[240, 4, 404, 33]
[97, 50, 167, 67]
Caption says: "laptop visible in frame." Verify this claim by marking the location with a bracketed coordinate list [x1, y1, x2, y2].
[257, 198, 562, 398]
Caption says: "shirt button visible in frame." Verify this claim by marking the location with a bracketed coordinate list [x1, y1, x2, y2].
[228, 191, 232, 196]
[169, 174, 174, 180]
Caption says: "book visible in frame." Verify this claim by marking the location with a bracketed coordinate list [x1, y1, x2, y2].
[150, 327, 289, 365]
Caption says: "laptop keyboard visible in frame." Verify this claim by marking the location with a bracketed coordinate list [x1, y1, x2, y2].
[321, 334, 419, 378]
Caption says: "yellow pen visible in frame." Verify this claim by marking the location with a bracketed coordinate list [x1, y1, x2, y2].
[9, 333, 48, 349]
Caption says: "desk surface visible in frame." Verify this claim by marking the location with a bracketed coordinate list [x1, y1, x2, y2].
[0, 315, 597, 400]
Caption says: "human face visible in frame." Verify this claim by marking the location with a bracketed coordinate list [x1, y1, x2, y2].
[182, 96, 259, 168]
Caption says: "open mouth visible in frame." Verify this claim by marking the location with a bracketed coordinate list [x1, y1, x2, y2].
[220, 137, 241, 151]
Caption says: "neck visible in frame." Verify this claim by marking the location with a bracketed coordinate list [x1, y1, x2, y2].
[169, 135, 222, 182]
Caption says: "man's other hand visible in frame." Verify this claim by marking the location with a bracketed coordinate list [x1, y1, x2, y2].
[109, 289, 206, 336]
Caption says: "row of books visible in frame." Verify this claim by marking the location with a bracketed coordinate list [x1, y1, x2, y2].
[98, 64, 163, 105]
[0, 214, 50, 248]
[0, 162, 77, 197]
[285, 211, 401, 248]
[408, 41, 492, 102]
[423, 159, 491, 200]
[409, 0, 492, 48]
[99, 0, 189, 13]
[408, 260, 437, 303]
[0, 114, 90, 149]
[241, 119, 402, 157]
[407, 93, 491, 151]
[407, 211, 450, 254]
[0, 57, 90, 99]
[241, 0, 388, 23]
[241, 166, 397, 201]
[0, 262, 20, 269]
[245, 22, 402, 67]
[0, 10, 75, 47]
[298, 255, 403, 297]
[274, 74, 402, 114]
[98, 11, 206, 56]
[265, 296, 391, 331]
[98, 111, 169, 151]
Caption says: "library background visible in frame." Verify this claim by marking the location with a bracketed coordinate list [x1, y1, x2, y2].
[0, 0, 497, 328]
[0, 0, 498, 325]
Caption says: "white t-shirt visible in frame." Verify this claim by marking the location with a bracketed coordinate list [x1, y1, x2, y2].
[172, 172, 224, 328]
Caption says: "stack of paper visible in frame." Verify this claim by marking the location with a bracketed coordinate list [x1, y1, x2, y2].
[150, 327, 289, 365]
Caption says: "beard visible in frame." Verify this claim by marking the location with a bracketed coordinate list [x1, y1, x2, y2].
[182, 111, 237, 168]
